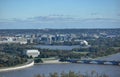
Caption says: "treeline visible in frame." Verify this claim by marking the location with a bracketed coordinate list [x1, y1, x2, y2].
[0, 44, 33, 55]
[0, 44, 30, 67]
[0, 29, 120, 35]
[38, 49, 83, 59]
[88, 47, 120, 58]
[88, 37, 120, 47]
[35, 71, 109, 77]
[0, 53, 27, 67]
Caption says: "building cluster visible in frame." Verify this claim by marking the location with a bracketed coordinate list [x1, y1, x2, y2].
[0, 33, 90, 45]
[35, 34, 89, 45]
[0, 36, 27, 44]
[36, 34, 73, 44]
[1, 29, 119, 45]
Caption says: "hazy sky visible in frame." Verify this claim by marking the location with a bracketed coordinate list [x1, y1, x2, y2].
[0, 0, 120, 29]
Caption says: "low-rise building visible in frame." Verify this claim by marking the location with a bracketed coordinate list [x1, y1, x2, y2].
[0, 37, 27, 44]
[24, 49, 40, 58]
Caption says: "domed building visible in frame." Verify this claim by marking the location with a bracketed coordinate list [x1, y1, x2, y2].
[80, 40, 88, 46]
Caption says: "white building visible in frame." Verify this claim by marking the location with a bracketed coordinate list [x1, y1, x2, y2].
[74, 39, 88, 46]
[80, 40, 88, 46]
[25, 49, 40, 58]
[0, 37, 27, 44]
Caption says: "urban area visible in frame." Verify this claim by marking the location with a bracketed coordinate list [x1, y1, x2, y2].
[0, 29, 120, 77]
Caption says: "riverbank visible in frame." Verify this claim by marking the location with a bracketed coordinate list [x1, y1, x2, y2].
[95, 53, 120, 61]
[36, 53, 120, 65]
[35, 59, 69, 64]
[1, 53, 120, 72]
[0, 60, 34, 72]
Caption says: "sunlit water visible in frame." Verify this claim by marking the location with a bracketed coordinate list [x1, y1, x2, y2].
[0, 63, 120, 77]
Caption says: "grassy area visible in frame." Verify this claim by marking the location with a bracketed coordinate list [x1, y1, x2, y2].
[72, 51, 89, 55]
[41, 57, 58, 61]
[112, 47, 120, 50]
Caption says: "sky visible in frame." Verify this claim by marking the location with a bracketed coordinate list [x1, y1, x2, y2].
[0, 0, 120, 29]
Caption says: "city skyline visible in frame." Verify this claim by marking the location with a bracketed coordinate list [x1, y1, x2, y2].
[0, 0, 120, 29]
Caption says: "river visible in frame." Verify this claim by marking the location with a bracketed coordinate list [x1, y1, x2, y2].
[0, 46, 120, 77]
[33, 45, 90, 50]
[0, 63, 120, 77]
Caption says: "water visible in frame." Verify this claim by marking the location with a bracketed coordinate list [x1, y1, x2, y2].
[0, 48, 120, 77]
[34, 45, 90, 50]
[0, 63, 120, 77]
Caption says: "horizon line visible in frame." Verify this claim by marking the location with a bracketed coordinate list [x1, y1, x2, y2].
[0, 28, 120, 30]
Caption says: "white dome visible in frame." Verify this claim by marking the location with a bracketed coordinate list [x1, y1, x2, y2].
[80, 40, 88, 45]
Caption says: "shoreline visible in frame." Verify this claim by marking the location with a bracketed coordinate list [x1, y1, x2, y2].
[0, 61, 34, 72]
[1, 53, 120, 72]
[95, 53, 120, 61]
[35, 59, 69, 64]
[35, 62, 69, 65]
[0, 60, 68, 72]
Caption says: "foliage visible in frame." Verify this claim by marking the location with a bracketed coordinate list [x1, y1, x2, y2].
[0, 44, 29, 67]
[0, 36, 120, 67]
[35, 71, 109, 77]
[34, 58, 43, 63]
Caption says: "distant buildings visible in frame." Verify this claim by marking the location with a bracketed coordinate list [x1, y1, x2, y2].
[80, 40, 88, 46]
[24, 49, 40, 58]
[38, 34, 69, 44]
[74, 39, 88, 46]
[0, 37, 27, 44]
[0, 33, 91, 45]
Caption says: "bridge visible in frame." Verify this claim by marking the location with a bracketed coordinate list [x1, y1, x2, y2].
[63, 59, 120, 65]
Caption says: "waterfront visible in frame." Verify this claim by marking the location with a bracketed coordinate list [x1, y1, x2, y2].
[34, 45, 90, 50]
[0, 60, 34, 72]
[97, 53, 120, 61]
[1, 53, 120, 77]
[0, 0, 120, 76]
[0, 63, 120, 77]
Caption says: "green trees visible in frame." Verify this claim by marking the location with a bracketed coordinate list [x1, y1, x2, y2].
[35, 71, 109, 77]
[34, 58, 43, 63]
[37, 49, 82, 60]
[88, 37, 120, 47]
[0, 44, 28, 67]
[0, 53, 27, 67]
[0, 36, 120, 67]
